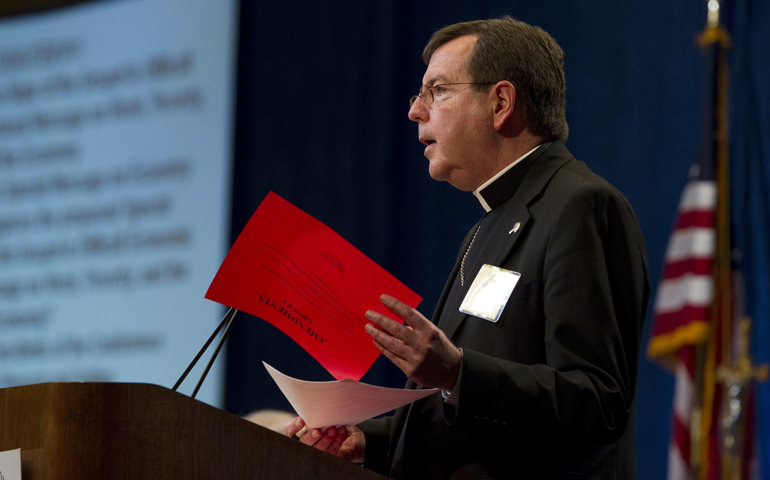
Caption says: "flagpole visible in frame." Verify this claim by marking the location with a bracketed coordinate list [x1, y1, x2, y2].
[709, 0, 732, 397]
[697, 5, 770, 480]
[645, 2, 740, 478]
[697, 1, 732, 479]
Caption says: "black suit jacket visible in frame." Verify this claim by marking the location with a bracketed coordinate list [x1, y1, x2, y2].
[360, 141, 650, 480]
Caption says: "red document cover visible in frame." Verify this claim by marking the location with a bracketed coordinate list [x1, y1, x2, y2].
[206, 192, 422, 381]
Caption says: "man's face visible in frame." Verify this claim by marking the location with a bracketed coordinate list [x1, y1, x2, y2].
[408, 35, 498, 192]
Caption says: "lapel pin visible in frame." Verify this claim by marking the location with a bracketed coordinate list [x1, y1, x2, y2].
[509, 222, 521, 234]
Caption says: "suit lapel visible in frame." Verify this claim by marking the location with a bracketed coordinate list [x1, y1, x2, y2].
[429, 218, 483, 326]
[440, 142, 574, 341]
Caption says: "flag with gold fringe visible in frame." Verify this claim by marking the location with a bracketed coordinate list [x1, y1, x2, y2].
[646, 5, 735, 480]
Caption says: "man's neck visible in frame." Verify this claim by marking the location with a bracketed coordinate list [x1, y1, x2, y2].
[475, 132, 549, 187]
[473, 144, 542, 211]
[507, 131, 550, 165]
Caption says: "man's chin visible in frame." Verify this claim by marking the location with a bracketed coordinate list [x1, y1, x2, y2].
[428, 168, 474, 191]
[427, 161, 449, 182]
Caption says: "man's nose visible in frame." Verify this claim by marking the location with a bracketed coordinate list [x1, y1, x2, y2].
[408, 96, 426, 123]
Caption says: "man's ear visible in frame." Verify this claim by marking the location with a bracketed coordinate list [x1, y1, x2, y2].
[491, 81, 516, 132]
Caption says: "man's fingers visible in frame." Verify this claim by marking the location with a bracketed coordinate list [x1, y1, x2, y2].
[365, 309, 405, 335]
[284, 422, 354, 461]
[327, 426, 347, 455]
[299, 427, 324, 446]
[365, 320, 412, 360]
[380, 294, 431, 330]
[284, 417, 305, 437]
[364, 316, 397, 342]
[372, 337, 409, 372]
[317, 427, 340, 451]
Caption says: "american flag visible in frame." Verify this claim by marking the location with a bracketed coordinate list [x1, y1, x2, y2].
[646, 20, 732, 480]
[648, 169, 716, 479]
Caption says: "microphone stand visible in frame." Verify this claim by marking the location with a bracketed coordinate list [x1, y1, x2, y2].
[172, 306, 239, 399]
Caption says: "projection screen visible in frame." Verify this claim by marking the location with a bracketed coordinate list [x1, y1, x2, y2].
[0, 0, 239, 407]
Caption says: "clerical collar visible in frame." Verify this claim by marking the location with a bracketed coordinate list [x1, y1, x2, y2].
[473, 143, 545, 212]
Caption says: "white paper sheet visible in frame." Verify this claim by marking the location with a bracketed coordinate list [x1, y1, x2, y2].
[264, 362, 438, 429]
[0, 448, 21, 480]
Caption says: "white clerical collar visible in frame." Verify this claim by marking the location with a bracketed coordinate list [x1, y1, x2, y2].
[472, 145, 541, 212]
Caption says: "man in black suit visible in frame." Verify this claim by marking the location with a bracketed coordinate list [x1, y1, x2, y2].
[286, 16, 650, 479]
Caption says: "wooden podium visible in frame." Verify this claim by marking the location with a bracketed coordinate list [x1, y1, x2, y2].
[0, 382, 386, 480]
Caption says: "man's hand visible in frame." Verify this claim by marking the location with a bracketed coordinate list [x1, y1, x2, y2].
[365, 294, 462, 391]
[284, 417, 365, 464]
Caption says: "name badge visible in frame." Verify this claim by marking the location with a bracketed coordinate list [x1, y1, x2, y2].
[459, 264, 521, 323]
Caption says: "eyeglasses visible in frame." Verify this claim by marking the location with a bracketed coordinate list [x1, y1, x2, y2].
[409, 83, 495, 107]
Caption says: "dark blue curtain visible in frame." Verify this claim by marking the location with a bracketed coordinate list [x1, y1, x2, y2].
[224, 1, 770, 479]
[729, 0, 770, 477]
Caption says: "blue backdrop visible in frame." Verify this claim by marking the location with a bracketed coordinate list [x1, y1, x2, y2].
[224, 1, 770, 479]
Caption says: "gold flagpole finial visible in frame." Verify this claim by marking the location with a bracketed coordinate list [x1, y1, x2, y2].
[698, 0, 730, 50]
[707, 0, 721, 28]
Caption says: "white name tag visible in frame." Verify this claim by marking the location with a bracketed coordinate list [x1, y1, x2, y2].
[459, 264, 520, 323]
